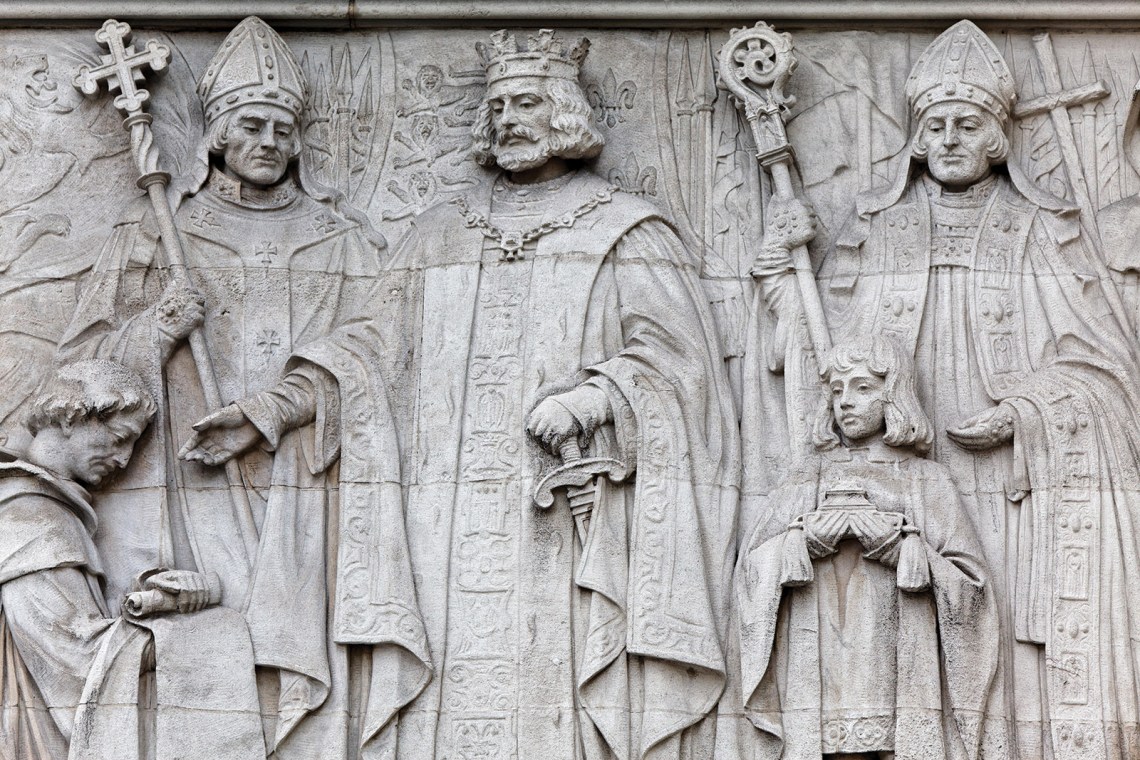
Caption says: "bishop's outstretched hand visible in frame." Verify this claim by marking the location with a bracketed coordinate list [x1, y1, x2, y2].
[178, 404, 263, 466]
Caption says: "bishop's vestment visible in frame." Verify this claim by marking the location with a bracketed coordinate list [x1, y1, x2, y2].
[58, 168, 427, 759]
[821, 167, 1140, 760]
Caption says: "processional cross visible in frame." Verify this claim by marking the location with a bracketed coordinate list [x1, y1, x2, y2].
[74, 19, 259, 562]
[74, 19, 169, 118]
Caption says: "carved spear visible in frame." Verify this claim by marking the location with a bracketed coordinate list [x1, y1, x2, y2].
[74, 19, 259, 563]
[718, 22, 832, 358]
[1015, 33, 1135, 339]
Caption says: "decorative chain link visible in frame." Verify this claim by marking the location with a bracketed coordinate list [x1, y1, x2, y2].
[451, 185, 620, 260]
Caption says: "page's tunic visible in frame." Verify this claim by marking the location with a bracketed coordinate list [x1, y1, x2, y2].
[738, 447, 998, 760]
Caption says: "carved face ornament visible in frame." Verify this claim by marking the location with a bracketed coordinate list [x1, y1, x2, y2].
[417, 64, 443, 95]
[486, 75, 555, 172]
[14, 54, 75, 115]
[829, 365, 887, 444]
[222, 103, 299, 187]
[61, 410, 148, 487]
[917, 101, 1000, 190]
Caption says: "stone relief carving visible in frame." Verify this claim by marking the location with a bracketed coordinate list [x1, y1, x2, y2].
[585, 67, 636, 128]
[746, 19, 1140, 759]
[736, 337, 997, 759]
[182, 26, 739, 759]
[4, 8, 1140, 760]
[0, 43, 134, 456]
[0, 359, 261, 760]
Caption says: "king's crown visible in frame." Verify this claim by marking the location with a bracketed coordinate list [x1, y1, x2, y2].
[477, 29, 590, 86]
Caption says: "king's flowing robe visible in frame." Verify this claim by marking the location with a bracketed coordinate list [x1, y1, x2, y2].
[0, 457, 263, 760]
[737, 445, 999, 760]
[356, 169, 740, 760]
[57, 168, 429, 759]
[817, 168, 1140, 760]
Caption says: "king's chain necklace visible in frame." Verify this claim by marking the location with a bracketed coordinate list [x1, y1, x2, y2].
[451, 183, 620, 261]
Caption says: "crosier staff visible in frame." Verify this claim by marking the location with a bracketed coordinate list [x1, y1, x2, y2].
[718, 22, 832, 359]
[73, 19, 258, 563]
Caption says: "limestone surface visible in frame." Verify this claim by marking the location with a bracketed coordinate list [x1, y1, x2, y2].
[2, 10, 1140, 760]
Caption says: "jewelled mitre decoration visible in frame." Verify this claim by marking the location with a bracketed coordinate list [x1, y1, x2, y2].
[477, 28, 591, 85]
[905, 19, 1017, 122]
[196, 15, 308, 123]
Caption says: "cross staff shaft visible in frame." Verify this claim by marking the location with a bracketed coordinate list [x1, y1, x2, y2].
[1013, 80, 1109, 120]
[718, 22, 832, 359]
[1021, 33, 1107, 222]
[1021, 32, 1134, 345]
[74, 19, 169, 116]
[73, 19, 260, 566]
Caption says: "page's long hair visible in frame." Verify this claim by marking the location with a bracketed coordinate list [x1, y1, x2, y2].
[812, 336, 933, 454]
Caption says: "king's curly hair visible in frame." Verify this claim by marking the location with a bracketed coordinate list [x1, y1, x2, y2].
[26, 360, 157, 436]
[471, 78, 604, 167]
[812, 336, 933, 454]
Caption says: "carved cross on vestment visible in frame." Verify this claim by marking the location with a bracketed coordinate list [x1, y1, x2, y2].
[255, 241, 279, 266]
[73, 19, 170, 116]
[255, 330, 282, 357]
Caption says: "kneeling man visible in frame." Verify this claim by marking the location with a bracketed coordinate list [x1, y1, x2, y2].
[0, 359, 263, 760]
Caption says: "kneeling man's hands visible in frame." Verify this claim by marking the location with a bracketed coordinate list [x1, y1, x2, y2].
[144, 570, 213, 614]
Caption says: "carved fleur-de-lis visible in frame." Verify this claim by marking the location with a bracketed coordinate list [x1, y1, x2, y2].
[608, 153, 657, 196]
[585, 68, 636, 128]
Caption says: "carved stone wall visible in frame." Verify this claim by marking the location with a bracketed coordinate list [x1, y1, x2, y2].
[4, 5, 1140, 760]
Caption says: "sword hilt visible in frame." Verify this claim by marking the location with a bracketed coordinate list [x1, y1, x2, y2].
[559, 438, 592, 539]
[558, 438, 582, 462]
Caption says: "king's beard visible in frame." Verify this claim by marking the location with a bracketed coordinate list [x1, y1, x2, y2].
[492, 125, 555, 173]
